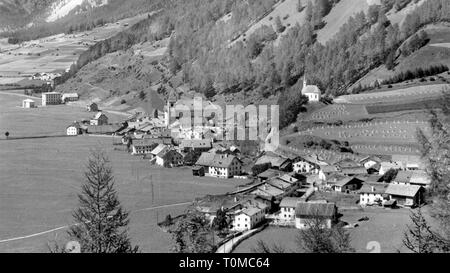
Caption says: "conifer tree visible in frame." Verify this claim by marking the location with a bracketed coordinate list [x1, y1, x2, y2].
[67, 149, 139, 253]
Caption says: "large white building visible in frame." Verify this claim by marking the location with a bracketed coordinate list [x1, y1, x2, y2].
[42, 92, 62, 106]
[301, 77, 321, 102]
[195, 153, 243, 178]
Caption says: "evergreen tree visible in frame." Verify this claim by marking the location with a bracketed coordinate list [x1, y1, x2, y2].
[402, 206, 448, 253]
[296, 213, 354, 253]
[67, 149, 139, 253]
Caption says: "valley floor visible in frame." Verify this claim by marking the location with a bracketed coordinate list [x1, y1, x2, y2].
[0, 91, 248, 253]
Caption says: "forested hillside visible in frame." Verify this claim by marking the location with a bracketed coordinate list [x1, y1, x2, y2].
[55, 0, 450, 129]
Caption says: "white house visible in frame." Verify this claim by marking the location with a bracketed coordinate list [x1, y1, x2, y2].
[301, 77, 321, 102]
[293, 156, 320, 174]
[279, 197, 301, 223]
[66, 122, 82, 136]
[22, 99, 35, 108]
[359, 183, 390, 206]
[42, 92, 62, 106]
[232, 206, 265, 231]
[295, 202, 337, 229]
[195, 152, 242, 178]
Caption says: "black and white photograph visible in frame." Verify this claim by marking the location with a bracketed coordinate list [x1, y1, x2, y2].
[0, 0, 449, 260]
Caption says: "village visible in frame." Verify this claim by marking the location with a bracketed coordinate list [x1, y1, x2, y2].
[14, 75, 434, 253]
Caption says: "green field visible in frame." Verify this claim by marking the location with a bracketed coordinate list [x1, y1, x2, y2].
[0, 92, 248, 252]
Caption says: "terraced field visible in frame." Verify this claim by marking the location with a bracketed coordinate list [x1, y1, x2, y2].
[334, 84, 449, 104]
[297, 120, 431, 146]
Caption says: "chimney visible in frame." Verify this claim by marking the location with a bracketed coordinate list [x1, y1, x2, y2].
[234, 197, 238, 203]
[371, 186, 375, 192]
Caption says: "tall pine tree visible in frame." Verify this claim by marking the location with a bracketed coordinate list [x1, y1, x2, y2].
[67, 149, 139, 253]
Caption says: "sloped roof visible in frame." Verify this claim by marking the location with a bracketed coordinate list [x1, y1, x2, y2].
[251, 184, 284, 198]
[241, 206, 262, 217]
[268, 178, 292, 190]
[280, 197, 301, 208]
[359, 182, 389, 194]
[385, 184, 422, 198]
[334, 177, 363, 187]
[133, 138, 171, 147]
[295, 202, 336, 218]
[302, 85, 321, 95]
[410, 171, 431, 185]
[93, 112, 107, 120]
[394, 171, 414, 183]
[195, 152, 240, 168]
[151, 144, 169, 157]
[255, 154, 290, 168]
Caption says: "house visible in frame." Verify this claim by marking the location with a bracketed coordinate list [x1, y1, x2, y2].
[62, 93, 79, 103]
[359, 183, 390, 206]
[66, 122, 82, 136]
[279, 197, 302, 222]
[87, 102, 99, 112]
[90, 112, 109, 126]
[319, 165, 340, 181]
[295, 202, 337, 229]
[385, 184, 424, 207]
[179, 139, 213, 153]
[255, 152, 292, 172]
[301, 77, 321, 102]
[150, 145, 183, 167]
[22, 99, 35, 108]
[42, 92, 62, 106]
[293, 156, 320, 174]
[232, 206, 266, 231]
[329, 176, 363, 193]
[379, 162, 403, 175]
[195, 152, 243, 178]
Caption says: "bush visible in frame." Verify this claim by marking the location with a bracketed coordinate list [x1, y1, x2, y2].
[120, 99, 127, 104]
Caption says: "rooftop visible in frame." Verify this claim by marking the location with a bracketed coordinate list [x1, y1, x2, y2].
[280, 197, 301, 208]
[386, 184, 422, 198]
[295, 202, 336, 218]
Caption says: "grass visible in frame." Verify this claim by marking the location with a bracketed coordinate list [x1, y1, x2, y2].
[0, 92, 249, 252]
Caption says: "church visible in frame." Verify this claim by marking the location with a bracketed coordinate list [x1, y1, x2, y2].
[301, 76, 321, 102]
